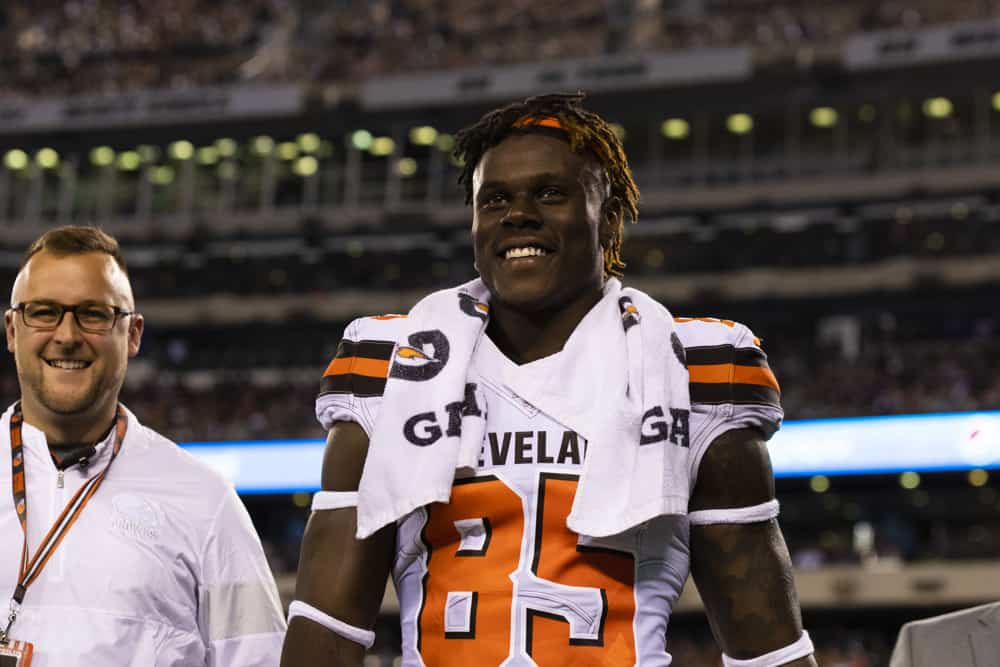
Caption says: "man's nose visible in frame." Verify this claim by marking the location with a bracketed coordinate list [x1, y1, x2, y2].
[502, 196, 542, 228]
[52, 309, 84, 344]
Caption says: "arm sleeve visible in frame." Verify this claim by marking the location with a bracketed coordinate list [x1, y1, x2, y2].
[315, 316, 400, 436]
[197, 487, 287, 667]
[889, 621, 915, 667]
[679, 320, 784, 486]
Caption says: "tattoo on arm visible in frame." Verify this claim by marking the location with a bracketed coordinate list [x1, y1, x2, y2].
[689, 429, 816, 665]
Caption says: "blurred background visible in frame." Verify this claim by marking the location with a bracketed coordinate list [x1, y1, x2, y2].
[2, 1, 1000, 664]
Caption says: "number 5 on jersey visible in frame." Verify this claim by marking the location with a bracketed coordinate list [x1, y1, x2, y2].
[418, 474, 636, 666]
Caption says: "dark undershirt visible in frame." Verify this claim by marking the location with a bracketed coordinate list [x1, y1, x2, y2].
[48, 421, 114, 470]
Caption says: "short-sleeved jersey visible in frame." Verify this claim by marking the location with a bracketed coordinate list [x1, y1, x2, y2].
[316, 314, 782, 666]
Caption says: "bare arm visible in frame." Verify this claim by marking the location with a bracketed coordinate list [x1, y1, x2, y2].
[280, 421, 396, 667]
[689, 428, 817, 666]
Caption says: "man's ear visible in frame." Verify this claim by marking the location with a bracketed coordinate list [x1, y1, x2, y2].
[5, 309, 15, 354]
[127, 313, 144, 357]
[600, 195, 623, 250]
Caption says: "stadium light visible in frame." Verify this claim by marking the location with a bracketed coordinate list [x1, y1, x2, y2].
[435, 133, 456, 152]
[217, 162, 238, 180]
[726, 113, 754, 135]
[351, 130, 373, 151]
[137, 144, 160, 163]
[116, 151, 142, 171]
[150, 165, 175, 186]
[409, 126, 438, 146]
[252, 136, 275, 156]
[661, 118, 690, 140]
[899, 471, 921, 489]
[318, 141, 334, 158]
[858, 104, 877, 123]
[370, 137, 396, 156]
[293, 156, 319, 177]
[197, 146, 219, 166]
[292, 492, 311, 508]
[4, 149, 29, 171]
[609, 123, 626, 141]
[396, 157, 418, 177]
[90, 146, 115, 167]
[969, 469, 989, 487]
[36, 148, 60, 169]
[297, 133, 321, 153]
[169, 140, 194, 161]
[809, 475, 830, 493]
[215, 138, 238, 157]
[809, 107, 838, 128]
[278, 142, 299, 161]
[923, 97, 953, 119]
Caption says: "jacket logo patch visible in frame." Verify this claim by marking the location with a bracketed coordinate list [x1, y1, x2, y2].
[111, 494, 161, 541]
[390, 330, 450, 382]
[458, 293, 489, 322]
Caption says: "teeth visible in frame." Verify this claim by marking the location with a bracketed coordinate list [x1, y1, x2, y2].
[48, 360, 89, 370]
[505, 246, 548, 259]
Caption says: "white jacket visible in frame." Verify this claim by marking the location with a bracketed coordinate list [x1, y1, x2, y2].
[0, 404, 286, 666]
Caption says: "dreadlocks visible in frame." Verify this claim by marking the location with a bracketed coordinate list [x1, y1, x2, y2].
[454, 92, 639, 279]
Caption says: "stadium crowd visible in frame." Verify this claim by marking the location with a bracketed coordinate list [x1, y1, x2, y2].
[3, 0, 1000, 96]
[4, 327, 992, 441]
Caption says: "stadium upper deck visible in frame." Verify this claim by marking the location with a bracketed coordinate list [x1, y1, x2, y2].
[2, 0, 999, 96]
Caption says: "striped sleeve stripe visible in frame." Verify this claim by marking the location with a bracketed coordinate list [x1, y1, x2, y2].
[686, 344, 770, 368]
[688, 364, 779, 391]
[689, 382, 781, 407]
[319, 339, 395, 398]
[686, 344, 781, 407]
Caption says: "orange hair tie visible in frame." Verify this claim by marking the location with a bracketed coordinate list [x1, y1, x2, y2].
[511, 115, 566, 131]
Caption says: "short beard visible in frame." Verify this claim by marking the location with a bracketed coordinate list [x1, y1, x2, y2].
[23, 367, 123, 419]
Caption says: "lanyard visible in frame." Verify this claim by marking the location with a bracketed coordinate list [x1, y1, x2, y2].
[1, 403, 127, 644]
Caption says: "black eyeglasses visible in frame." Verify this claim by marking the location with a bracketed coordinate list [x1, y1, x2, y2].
[11, 300, 135, 334]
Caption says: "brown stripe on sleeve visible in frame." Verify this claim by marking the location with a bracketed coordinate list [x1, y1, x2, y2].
[686, 344, 770, 367]
[689, 382, 781, 407]
[686, 344, 781, 407]
[319, 338, 396, 398]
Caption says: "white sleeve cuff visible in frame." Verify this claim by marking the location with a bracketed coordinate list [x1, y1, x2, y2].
[722, 630, 814, 667]
[287, 600, 375, 649]
[688, 499, 779, 526]
[311, 491, 359, 511]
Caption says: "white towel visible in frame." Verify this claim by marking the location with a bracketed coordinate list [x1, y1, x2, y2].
[355, 278, 691, 539]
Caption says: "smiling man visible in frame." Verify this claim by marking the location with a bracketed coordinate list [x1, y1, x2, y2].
[283, 94, 816, 667]
[1, 226, 285, 666]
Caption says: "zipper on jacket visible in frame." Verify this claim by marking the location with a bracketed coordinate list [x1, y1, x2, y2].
[57, 469, 64, 489]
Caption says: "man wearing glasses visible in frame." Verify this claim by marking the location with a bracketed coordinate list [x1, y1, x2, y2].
[1, 226, 285, 666]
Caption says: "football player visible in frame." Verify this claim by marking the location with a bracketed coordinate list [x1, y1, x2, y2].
[281, 93, 816, 667]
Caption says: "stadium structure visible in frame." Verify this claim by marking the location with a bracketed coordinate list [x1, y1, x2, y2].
[2, 1, 999, 664]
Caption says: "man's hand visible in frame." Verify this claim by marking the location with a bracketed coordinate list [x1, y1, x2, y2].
[689, 428, 817, 666]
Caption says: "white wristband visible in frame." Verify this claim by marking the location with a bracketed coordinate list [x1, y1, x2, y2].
[287, 600, 376, 649]
[688, 499, 779, 526]
[722, 630, 814, 667]
[311, 491, 359, 511]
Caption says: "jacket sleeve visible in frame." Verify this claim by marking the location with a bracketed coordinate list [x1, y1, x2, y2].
[889, 621, 915, 667]
[197, 486, 287, 666]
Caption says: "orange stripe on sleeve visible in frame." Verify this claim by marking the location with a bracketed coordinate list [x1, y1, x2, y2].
[323, 356, 390, 379]
[734, 364, 780, 391]
[688, 364, 732, 384]
[689, 363, 780, 390]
